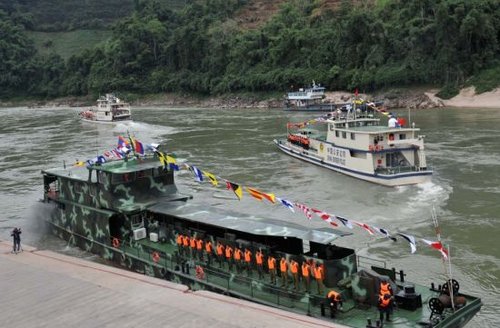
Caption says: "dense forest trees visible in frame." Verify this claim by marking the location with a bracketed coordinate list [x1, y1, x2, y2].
[1, 0, 499, 99]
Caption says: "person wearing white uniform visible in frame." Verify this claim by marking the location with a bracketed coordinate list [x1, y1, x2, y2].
[388, 115, 398, 128]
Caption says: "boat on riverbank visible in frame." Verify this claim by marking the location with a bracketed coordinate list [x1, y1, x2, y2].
[40, 141, 480, 327]
[284, 83, 382, 112]
[275, 105, 432, 186]
[78, 94, 132, 123]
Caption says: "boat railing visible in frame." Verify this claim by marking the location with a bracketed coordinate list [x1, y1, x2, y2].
[357, 255, 387, 270]
[99, 235, 338, 318]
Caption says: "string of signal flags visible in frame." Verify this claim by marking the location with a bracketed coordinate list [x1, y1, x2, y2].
[79, 135, 449, 261]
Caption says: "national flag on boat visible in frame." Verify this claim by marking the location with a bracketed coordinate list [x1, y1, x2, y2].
[276, 197, 294, 213]
[246, 187, 275, 203]
[226, 181, 243, 200]
[398, 233, 417, 254]
[118, 136, 129, 149]
[111, 148, 124, 159]
[132, 138, 145, 155]
[421, 239, 449, 260]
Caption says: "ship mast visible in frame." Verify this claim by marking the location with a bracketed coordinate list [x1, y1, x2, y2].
[432, 207, 455, 311]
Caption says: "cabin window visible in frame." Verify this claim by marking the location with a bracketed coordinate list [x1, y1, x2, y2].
[112, 172, 136, 184]
[335, 130, 339, 138]
[136, 169, 152, 179]
[98, 171, 109, 186]
[350, 133, 356, 140]
[399, 134, 406, 140]
[342, 131, 347, 139]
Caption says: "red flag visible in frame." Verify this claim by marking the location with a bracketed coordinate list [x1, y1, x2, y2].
[353, 221, 375, 235]
[421, 239, 449, 260]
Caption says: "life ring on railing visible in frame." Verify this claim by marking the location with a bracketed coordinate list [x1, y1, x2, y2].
[195, 265, 205, 280]
[375, 145, 380, 151]
[152, 251, 160, 263]
[368, 145, 374, 152]
[112, 237, 120, 248]
[389, 133, 395, 141]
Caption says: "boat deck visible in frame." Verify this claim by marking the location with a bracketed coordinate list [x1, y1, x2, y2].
[119, 237, 480, 327]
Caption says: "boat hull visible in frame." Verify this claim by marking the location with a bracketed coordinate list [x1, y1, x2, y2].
[275, 139, 432, 187]
[80, 118, 133, 125]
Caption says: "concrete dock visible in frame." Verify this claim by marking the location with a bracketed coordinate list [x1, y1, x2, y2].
[0, 240, 342, 328]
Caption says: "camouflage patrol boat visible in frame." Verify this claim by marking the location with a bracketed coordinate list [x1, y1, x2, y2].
[41, 152, 481, 327]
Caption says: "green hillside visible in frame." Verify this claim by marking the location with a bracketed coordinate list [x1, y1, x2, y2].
[1, 0, 499, 99]
[29, 30, 112, 60]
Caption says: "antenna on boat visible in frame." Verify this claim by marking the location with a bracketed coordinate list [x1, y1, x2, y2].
[432, 206, 455, 311]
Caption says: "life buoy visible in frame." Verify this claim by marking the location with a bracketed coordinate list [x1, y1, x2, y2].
[369, 145, 374, 151]
[152, 251, 160, 263]
[195, 265, 205, 280]
[375, 145, 380, 151]
[112, 237, 120, 248]
[389, 133, 394, 141]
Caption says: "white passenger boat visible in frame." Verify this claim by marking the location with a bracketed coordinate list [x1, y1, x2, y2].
[79, 94, 132, 124]
[274, 105, 432, 186]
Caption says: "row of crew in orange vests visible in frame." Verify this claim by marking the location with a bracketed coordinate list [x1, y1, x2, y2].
[176, 234, 325, 280]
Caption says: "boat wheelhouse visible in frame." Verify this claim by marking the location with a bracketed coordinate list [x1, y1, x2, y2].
[79, 94, 132, 123]
[275, 107, 432, 186]
[40, 150, 480, 327]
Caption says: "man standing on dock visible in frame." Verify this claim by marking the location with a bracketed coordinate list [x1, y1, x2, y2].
[11, 227, 21, 254]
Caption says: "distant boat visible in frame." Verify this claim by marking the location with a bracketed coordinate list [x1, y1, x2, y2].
[79, 94, 132, 124]
[284, 82, 349, 111]
[275, 103, 433, 186]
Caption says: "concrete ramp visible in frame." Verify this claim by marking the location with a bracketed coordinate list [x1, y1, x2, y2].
[0, 240, 343, 328]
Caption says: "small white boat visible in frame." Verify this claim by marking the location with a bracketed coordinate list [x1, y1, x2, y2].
[79, 94, 132, 124]
[274, 104, 432, 186]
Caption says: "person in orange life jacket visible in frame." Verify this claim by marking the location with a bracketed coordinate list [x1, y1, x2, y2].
[176, 233, 184, 256]
[255, 249, 264, 279]
[234, 247, 243, 273]
[204, 239, 213, 265]
[216, 242, 225, 268]
[182, 235, 190, 257]
[244, 248, 252, 276]
[378, 279, 394, 323]
[280, 257, 289, 288]
[225, 245, 234, 271]
[327, 289, 343, 318]
[196, 237, 204, 260]
[267, 254, 277, 284]
[290, 259, 300, 291]
[190, 235, 197, 258]
[314, 263, 325, 294]
[301, 261, 311, 293]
